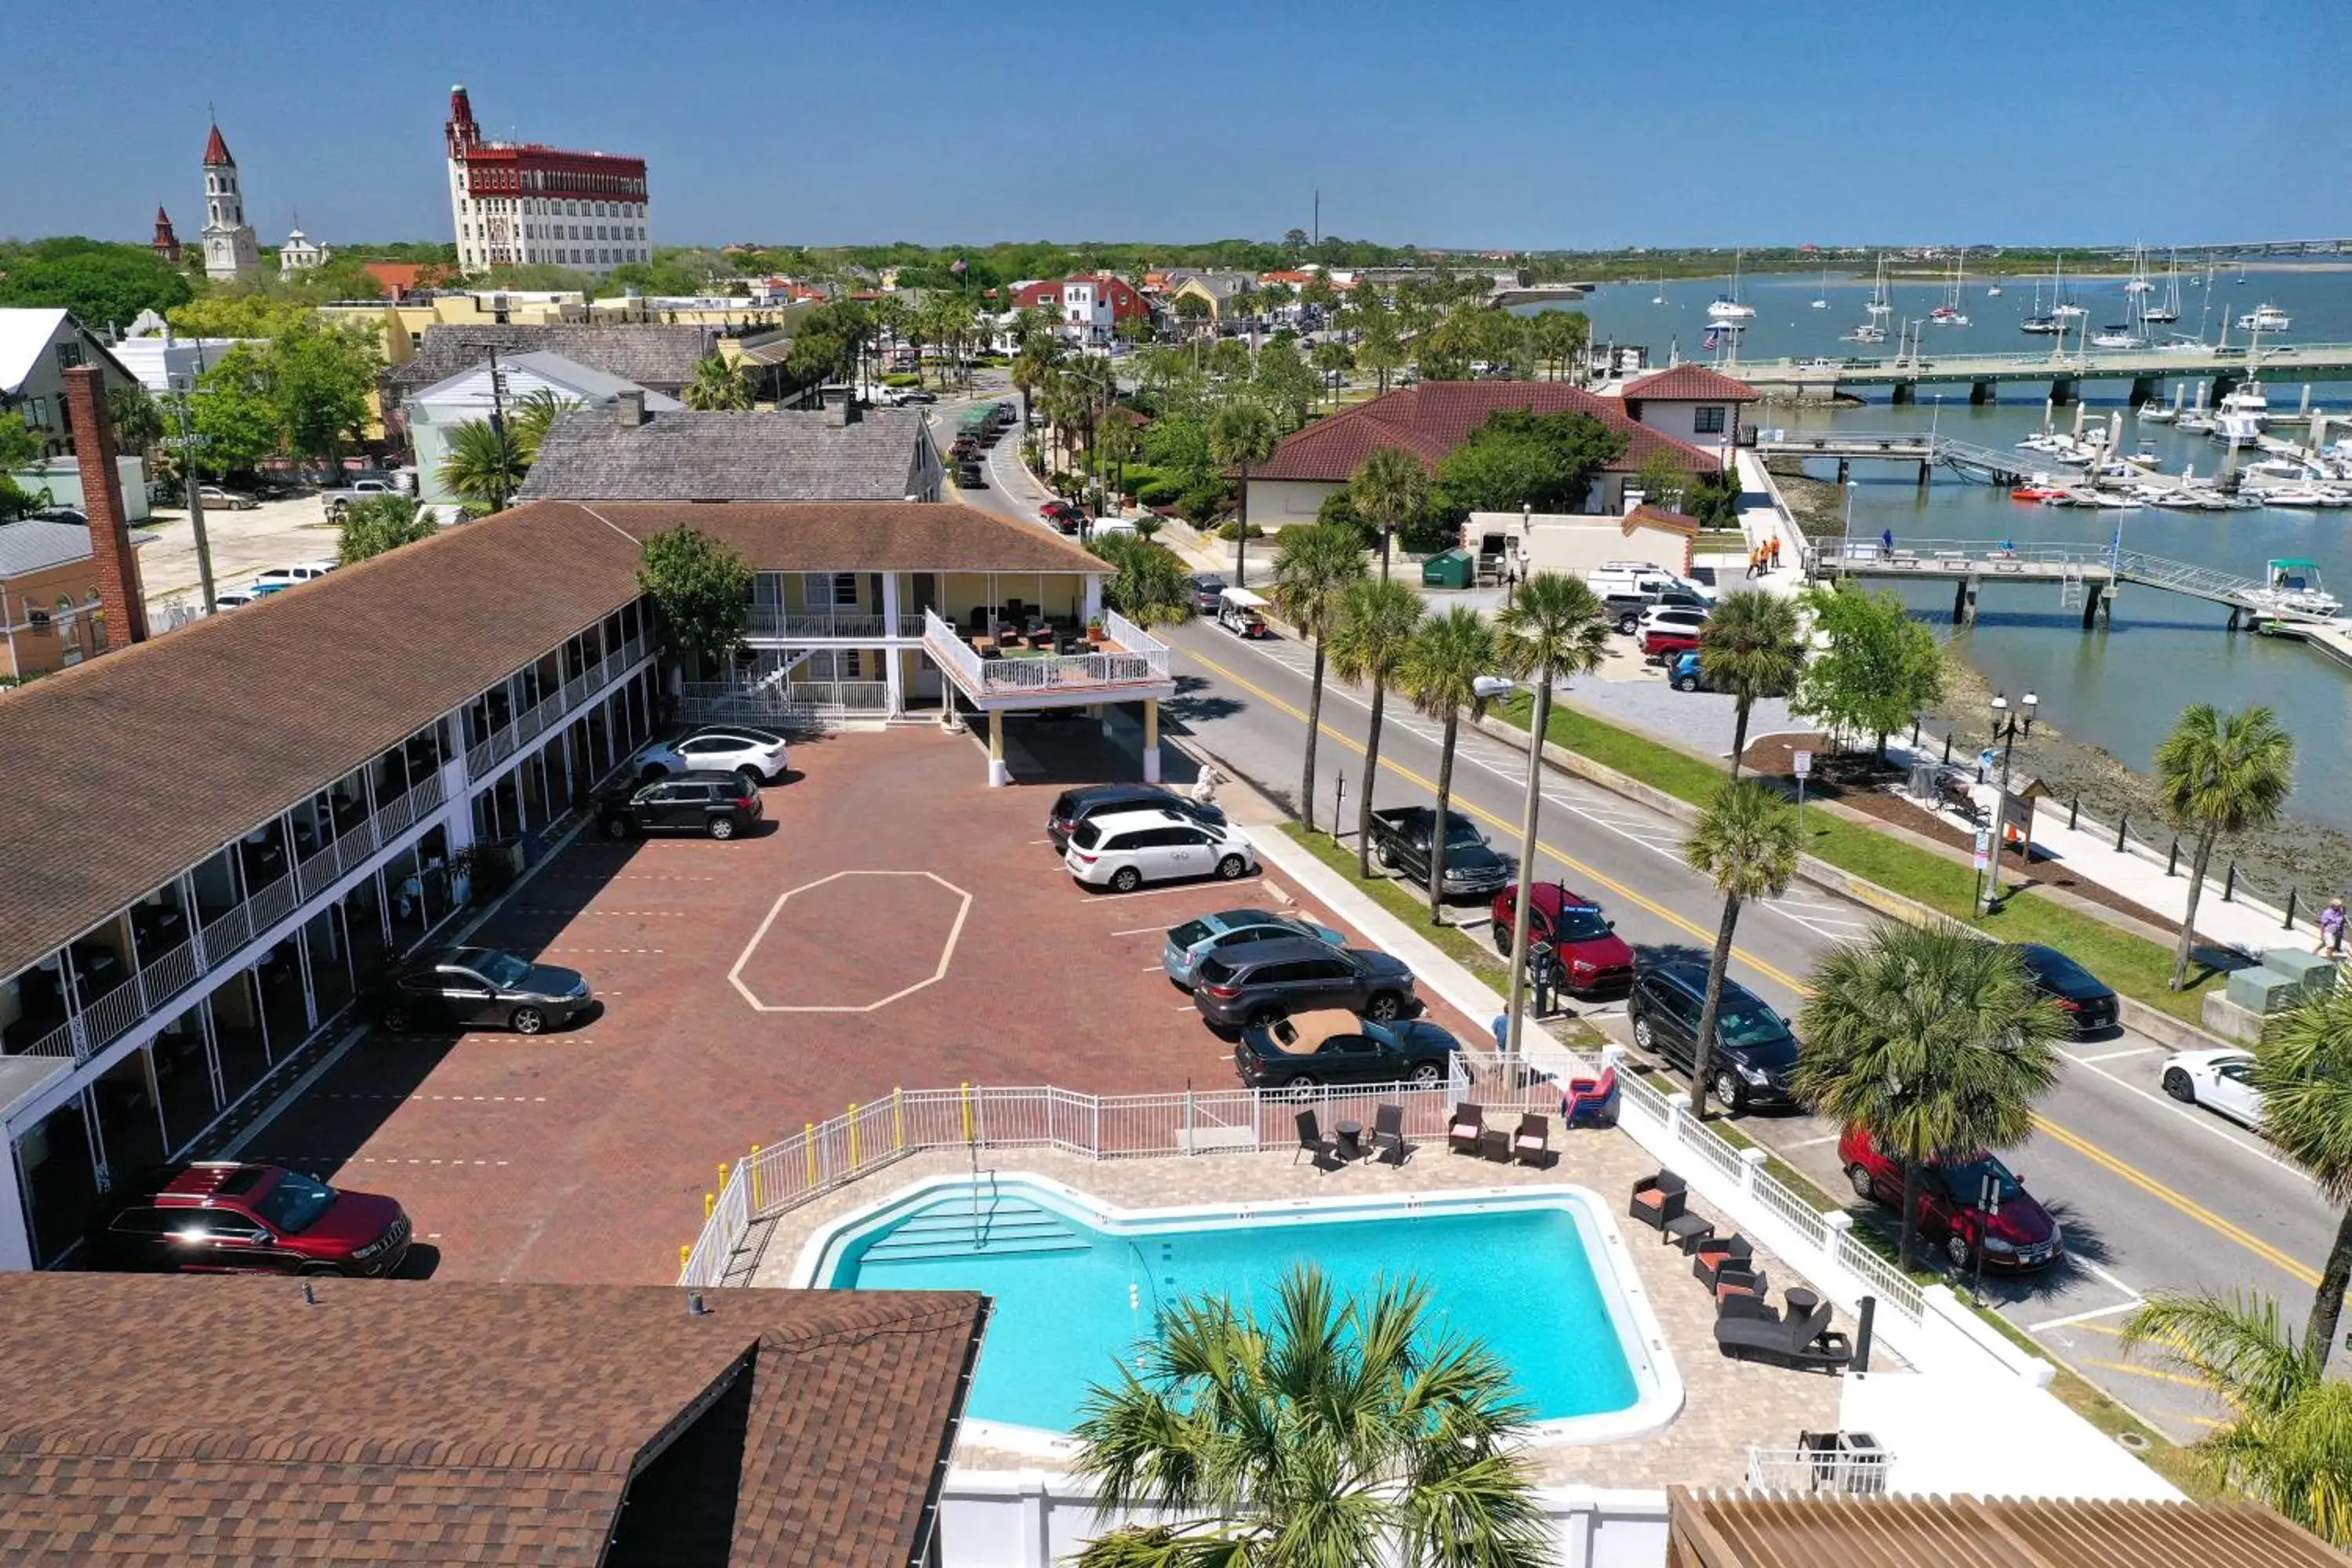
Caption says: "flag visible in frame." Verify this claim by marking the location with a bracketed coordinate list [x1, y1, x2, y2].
[1701, 328, 1724, 352]
[949, 257, 967, 275]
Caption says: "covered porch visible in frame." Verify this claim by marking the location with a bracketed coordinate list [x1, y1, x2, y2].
[921, 608, 1177, 786]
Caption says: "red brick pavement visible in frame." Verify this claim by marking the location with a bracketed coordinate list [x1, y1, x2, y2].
[241, 728, 1480, 1287]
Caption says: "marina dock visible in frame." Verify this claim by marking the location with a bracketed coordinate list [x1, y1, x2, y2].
[1729, 341, 2352, 404]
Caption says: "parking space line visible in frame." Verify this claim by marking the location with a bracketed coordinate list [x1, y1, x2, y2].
[1110, 925, 1169, 937]
[2081, 1356, 2215, 1392]
[1079, 880, 1261, 902]
[2071, 1046, 2157, 1064]
[2028, 1303, 2143, 1333]
[1783, 1133, 1841, 1150]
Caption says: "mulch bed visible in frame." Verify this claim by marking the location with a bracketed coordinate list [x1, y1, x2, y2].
[1741, 733, 2186, 936]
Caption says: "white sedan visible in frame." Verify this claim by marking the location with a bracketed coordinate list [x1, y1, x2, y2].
[2160, 1047, 2261, 1129]
[634, 725, 791, 786]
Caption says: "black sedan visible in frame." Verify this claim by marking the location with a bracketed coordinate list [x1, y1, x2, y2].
[2009, 943, 2118, 1036]
[373, 946, 593, 1036]
[1233, 1009, 1457, 1093]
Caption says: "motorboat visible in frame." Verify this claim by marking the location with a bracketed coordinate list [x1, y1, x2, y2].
[2249, 485, 2337, 508]
[2253, 558, 2342, 618]
[2090, 325, 2143, 349]
[2125, 441, 2162, 468]
[2237, 303, 2291, 332]
[2176, 412, 2217, 434]
[2138, 401, 2176, 423]
[1985, 282, 2003, 296]
[2020, 313, 2063, 336]
[2011, 481, 2067, 502]
[1846, 323, 1888, 343]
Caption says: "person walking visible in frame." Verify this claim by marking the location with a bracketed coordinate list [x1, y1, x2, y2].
[1769, 535, 1782, 570]
[2318, 897, 2347, 959]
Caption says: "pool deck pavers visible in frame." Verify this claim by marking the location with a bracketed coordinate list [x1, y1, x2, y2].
[743, 1138, 1854, 1489]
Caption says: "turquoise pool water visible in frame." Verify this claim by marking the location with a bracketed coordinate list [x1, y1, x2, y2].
[818, 1183, 1644, 1434]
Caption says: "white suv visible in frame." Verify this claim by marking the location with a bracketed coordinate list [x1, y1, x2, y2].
[1065, 808, 1257, 893]
[634, 725, 791, 786]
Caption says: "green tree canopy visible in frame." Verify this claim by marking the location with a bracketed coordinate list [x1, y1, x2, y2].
[264, 319, 379, 463]
[637, 526, 753, 677]
[1682, 779, 1802, 1119]
[1791, 583, 1944, 754]
[436, 419, 528, 511]
[336, 495, 438, 564]
[2154, 702, 2295, 988]
[1434, 408, 1628, 516]
[1089, 533, 1192, 627]
[681, 354, 753, 411]
[2252, 985, 2352, 1363]
[185, 346, 283, 475]
[165, 292, 318, 340]
[0, 239, 192, 329]
[1697, 590, 1806, 775]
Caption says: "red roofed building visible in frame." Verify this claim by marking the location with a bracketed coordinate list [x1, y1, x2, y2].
[1243, 381, 1723, 530]
[444, 85, 650, 277]
[1011, 274, 1152, 344]
[361, 261, 428, 299]
[1617, 362, 1759, 462]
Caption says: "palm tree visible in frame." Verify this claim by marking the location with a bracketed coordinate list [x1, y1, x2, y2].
[1091, 534, 1192, 629]
[1207, 396, 1279, 588]
[1697, 590, 1806, 777]
[107, 381, 165, 461]
[1682, 780, 1802, 1120]
[1348, 445, 1432, 580]
[1011, 336, 1061, 448]
[2121, 1291, 2352, 1545]
[2254, 988, 2352, 1367]
[507, 388, 581, 466]
[1492, 573, 1611, 1056]
[1792, 924, 2067, 1269]
[2154, 703, 2295, 989]
[681, 354, 752, 411]
[1327, 579, 1426, 880]
[1073, 1265, 1550, 1568]
[1098, 416, 1140, 506]
[437, 419, 528, 512]
[1399, 608, 1500, 920]
[1269, 524, 1368, 832]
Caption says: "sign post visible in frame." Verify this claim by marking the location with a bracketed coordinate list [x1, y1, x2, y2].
[1972, 828, 1993, 913]
[1973, 1168, 2004, 1305]
[1792, 750, 1812, 838]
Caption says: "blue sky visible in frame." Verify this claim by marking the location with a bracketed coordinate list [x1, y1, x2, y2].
[4, 1, 2344, 250]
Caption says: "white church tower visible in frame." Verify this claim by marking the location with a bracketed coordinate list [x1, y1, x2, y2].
[200, 122, 261, 283]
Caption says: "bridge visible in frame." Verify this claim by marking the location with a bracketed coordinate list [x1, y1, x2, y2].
[1808, 536, 2343, 632]
[1726, 341, 2352, 402]
[1755, 430, 2048, 485]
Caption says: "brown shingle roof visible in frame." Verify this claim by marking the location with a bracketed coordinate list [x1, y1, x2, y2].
[0, 1273, 986, 1566]
[1249, 382, 1721, 485]
[1621, 364, 1759, 402]
[586, 499, 1107, 572]
[0, 503, 643, 979]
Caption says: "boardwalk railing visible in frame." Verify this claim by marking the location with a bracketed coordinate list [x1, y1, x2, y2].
[1811, 535, 2329, 619]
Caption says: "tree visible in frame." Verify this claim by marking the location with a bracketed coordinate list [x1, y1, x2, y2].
[107, 381, 165, 460]
[1011, 335, 1062, 440]
[2251, 988, 2352, 1367]
[681, 354, 752, 411]
[1683, 780, 1801, 1120]
[186, 347, 281, 475]
[1269, 524, 1367, 832]
[2154, 702, 2295, 989]
[1492, 574, 1610, 1051]
[336, 495, 437, 564]
[265, 319, 379, 464]
[1790, 583, 1943, 757]
[1697, 590, 1806, 777]
[507, 388, 581, 466]
[2119, 1291, 2352, 1545]
[165, 292, 318, 340]
[1090, 533, 1191, 628]
[1792, 924, 2067, 1269]
[1327, 579, 1427, 879]
[1526, 309, 1590, 381]
[1098, 416, 1140, 502]
[1399, 608, 1501, 919]
[1072, 1266, 1549, 1568]
[1632, 448, 1690, 512]
[637, 526, 753, 678]
[1171, 292, 1210, 336]
[437, 419, 528, 511]
[0, 240, 192, 329]
[1207, 397, 1279, 589]
[1434, 408, 1627, 517]
[1348, 445, 1432, 580]
[1310, 339, 1354, 407]
[0, 412, 42, 472]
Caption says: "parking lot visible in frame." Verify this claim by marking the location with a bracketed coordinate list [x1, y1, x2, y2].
[236, 726, 1480, 1284]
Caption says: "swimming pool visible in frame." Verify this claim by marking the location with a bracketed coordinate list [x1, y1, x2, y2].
[793, 1174, 1681, 1452]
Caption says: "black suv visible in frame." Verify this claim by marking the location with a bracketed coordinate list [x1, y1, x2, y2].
[1046, 783, 1224, 852]
[598, 770, 763, 840]
[1627, 958, 1801, 1114]
[1191, 935, 1418, 1032]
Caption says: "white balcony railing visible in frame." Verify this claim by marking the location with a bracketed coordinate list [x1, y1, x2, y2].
[921, 606, 1171, 699]
[746, 609, 927, 642]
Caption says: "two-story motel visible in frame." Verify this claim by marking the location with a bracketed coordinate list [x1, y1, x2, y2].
[0, 498, 1167, 1268]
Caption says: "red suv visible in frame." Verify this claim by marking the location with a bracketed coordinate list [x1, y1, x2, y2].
[1490, 883, 1635, 996]
[85, 1163, 412, 1277]
[1838, 1127, 2063, 1272]
[1040, 500, 1084, 535]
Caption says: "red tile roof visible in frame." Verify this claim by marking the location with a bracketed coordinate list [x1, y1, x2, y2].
[1624, 505, 1700, 536]
[1249, 382, 1722, 485]
[362, 262, 427, 296]
[1621, 363, 1759, 402]
[202, 123, 234, 167]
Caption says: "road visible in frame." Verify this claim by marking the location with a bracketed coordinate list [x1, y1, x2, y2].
[937, 406, 2334, 1443]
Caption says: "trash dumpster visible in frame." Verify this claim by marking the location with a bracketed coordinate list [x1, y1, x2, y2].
[1421, 548, 1473, 589]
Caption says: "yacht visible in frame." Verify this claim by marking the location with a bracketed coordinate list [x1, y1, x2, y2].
[2142, 252, 2183, 323]
[1929, 252, 1969, 325]
[2215, 387, 2266, 448]
[1846, 323, 1888, 343]
[2138, 401, 2176, 423]
[2051, 253, 2085, 319]
[1707, 253, 1755, 320]
[2090, 324, 2143, 349]
[1810, 267, 1829, 309]
[2236, 303, 2292, 332]
[2253, 558, 2341, 618]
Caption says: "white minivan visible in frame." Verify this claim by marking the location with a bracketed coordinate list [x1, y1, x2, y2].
[1065, 808, 1258, 893]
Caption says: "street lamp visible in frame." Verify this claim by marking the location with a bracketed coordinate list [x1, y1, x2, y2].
[1842, 478, 1860, 561]
[1976, 689, 2040, 913]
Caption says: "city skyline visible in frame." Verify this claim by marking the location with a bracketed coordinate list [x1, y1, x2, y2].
[3, 0, 2347, 252]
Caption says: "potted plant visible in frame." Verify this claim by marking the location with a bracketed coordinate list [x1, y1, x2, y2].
[1086, 616, 1106, 648]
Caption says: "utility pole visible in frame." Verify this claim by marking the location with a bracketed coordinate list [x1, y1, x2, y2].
[162, 379, 218, 614]
[485, 347, 513, 511]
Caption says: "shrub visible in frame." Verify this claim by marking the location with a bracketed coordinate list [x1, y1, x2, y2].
[1179, 480, 1232, 527]
[1136, 477, 1183, 507]
[883, 372, 921, 388]
[1214, 519, 1267, 541]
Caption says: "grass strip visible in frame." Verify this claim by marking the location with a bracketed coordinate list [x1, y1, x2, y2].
[1487, 694, 2223, 1025]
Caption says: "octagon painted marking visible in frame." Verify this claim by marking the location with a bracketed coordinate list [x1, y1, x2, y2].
[729, 869, 974, 1014]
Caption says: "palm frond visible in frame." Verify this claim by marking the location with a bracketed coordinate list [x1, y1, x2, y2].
[2119, 1290, 2315, 1420]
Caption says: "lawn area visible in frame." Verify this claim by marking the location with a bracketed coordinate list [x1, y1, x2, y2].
[1278, 823, 1607, 1051]
[1488, 694, 2224, 1025]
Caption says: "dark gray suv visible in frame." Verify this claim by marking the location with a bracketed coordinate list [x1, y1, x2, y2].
[1190, 935, 1418, 1032]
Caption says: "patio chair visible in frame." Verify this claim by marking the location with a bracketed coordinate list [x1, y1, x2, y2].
[1447, 1102, 1484, 1156]
[1715, 1300, 1853, 1372]
[1628, 1171, 1686, 1230]
[1370, 1103, 1410, 1167]
[965, 606, 989, 635]
[1294, 1109, 1341, 1172]
[1711, 1262, 1771, 1311]
[1691, 1233, 1754, 1291]
[1560, 1065, 1618, 1129]
[1511, 1112, 1551, 1167]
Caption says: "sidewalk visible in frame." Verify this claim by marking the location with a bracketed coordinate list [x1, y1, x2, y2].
[1733, 449, 1806, 597]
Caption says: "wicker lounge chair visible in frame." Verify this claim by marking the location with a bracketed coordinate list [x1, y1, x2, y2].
[1512, 1112, 1551, 1167]
[1691, 1233, 1755, 1291]
[1628, 1171, 1686, 1230]
[1448, 1103, 1484, 1156]
[1371, 1103, 1411, 1166]
[1715, 1300, 1853, 1372]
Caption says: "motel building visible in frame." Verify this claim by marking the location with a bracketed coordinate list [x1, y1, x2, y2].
[0, 499, 1165, 1268]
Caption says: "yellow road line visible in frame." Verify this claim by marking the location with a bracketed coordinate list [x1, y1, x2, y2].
[1180, 637, 2325, 1286]
[2081, 1356, 2219, 1392]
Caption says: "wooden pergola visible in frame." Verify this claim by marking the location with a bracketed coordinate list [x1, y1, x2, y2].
[1666, 1487, 2339, 1568]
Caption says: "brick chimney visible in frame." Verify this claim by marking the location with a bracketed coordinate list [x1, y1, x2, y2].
[615, 389, 646, 426]
[61, 365, 148, 649]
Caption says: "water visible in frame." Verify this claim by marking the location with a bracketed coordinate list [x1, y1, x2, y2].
[822, 1184, 1642, 1432]
[1524, 265, 2352, 830]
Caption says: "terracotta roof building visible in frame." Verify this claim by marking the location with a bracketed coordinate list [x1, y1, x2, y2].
[1243, 380, 1722, 532]
[0, 1272, 987, 1565]
[1616, 364, 1760, 463]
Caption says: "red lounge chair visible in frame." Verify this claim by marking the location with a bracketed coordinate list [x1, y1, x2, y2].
[1628, 1171, 1686, 1230]
[1561, 1065, 1618, 1128]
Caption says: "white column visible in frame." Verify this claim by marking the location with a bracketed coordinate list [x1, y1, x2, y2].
[988, 710, 1010, 787]
[1142, 698, 1161, 784]
[881, 575, 906, 716]
[440, 745, 475, 855]
[1083, 574, 1103, 622]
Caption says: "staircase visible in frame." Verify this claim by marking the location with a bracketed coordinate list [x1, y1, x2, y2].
[858, 1194, 1090, 1262]
[2059, 563, 2085, 611]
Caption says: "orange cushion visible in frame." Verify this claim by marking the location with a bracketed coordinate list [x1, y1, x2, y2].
[1632, 1189, 1662, 1207]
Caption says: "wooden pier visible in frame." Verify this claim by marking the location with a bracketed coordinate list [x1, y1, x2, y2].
[1809, 538, 2341, 633]
[1729, 342, 2352, 403]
